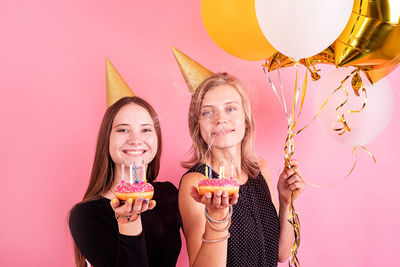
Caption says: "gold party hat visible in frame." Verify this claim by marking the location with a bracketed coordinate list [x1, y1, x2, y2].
[171, 46, 214, 94]
[106, 57, 135, 107]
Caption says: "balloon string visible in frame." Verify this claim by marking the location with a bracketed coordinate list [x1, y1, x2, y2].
[296, 68, 374, 186]
[264, 60, 309, 267]
[263, 61, 290, 125]
[285, 63, 307, 267]
[289, 192, 301, 267]
[302, 145, 376, 188]
[292, 68, 357, 138]
[347, 145, 377, 176]
[332, 69, 368, 135]
[263, 62, 377, 265]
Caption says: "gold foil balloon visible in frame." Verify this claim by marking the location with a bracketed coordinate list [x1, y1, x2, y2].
[267, 46, 335, 71]
[265, 52, 299, 72]
[171, 46, 214, 94]
[201, 0, 276, 61]
[335, 0, 400, 83]
[105, 58, 135, 107]
[364, 24, 400, 83]
[265, 46, 336, 80]
[308, 45, 336, 66]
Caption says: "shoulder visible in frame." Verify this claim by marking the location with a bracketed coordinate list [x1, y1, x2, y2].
[179, 172, 204, 195]
[257, 158, 272, 180]
[69, 198, 111, 230]
[178, 171, 204, 212]
[180, 163, 205, 187]
[257, 158, 275, 192]
[69, 198, 106, 218]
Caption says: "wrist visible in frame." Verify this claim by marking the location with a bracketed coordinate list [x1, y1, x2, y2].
[279, 198, 291, 209]
[206, 207, 229, 221]
[118, 217, 142, 236]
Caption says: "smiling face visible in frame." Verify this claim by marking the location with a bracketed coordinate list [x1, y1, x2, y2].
[199, 84, 246, 150]
[109, 103, 158, 169]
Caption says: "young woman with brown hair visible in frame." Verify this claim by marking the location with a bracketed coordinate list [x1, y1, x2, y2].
[179, 73, 305, 267]
[69, 96, 181, 267]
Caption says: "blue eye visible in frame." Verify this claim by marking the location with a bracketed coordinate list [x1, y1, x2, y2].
[201, 110, 213, 117]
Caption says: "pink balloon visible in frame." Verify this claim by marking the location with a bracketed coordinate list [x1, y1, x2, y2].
[314, 68, 394, 147]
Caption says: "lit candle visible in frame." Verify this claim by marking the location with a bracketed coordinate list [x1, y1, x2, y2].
[230, 160, 234, 179]
[134, 162, 138, 183]
[142, 159, 147, 182]
[121, 163, 125, 183]
[219, 161, 224, 179]
[129, 163, 133, 184]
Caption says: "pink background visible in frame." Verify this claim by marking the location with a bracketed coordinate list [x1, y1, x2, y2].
[1, 1, 399, 266]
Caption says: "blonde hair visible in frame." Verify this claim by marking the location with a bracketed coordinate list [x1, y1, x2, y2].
[182, 72, 259, 177]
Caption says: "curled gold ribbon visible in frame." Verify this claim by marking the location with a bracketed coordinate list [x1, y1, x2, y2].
[328, 69, 376, 177]
[263, 59, 379, 266]
[285, 63, 309, 267]
[264, 61, 309, 267]
[263, 62, 379, 267]
[302, 145, 376, 189]
[331, 69, 368, 136]
[347, 145, 377, 177]
[288, 193, 301, 267]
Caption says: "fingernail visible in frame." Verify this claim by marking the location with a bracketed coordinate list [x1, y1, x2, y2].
[138, 197, 143, 202]
[223, 192, 228, 197]
[216, 191, 222, 197]
[127, 198, 133, 204]
[144, 199, 149, 204]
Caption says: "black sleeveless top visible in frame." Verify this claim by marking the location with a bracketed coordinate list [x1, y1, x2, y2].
[182, 163, 280, 267]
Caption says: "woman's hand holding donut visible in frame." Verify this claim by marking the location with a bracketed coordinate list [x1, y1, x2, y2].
[189, 186, 238, 220]
[110, 198, 156, 224]
[277, 160, 305, 205]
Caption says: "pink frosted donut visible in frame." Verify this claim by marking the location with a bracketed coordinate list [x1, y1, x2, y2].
[198, 178, 239, 196]
[114, 181, 154, 201]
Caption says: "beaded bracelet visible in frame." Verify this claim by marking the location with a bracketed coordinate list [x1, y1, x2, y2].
[201, 232, 230, 243]
[204, 206, 233, 224]
[115, 212, 140, 223]
[206, 217, 231, 232]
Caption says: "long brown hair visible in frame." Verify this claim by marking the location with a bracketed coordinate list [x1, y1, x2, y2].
[70, 96, 162, 267]
[182, 72, 259, 177]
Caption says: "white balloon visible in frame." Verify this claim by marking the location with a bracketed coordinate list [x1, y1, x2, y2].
[255, 0, 353, 60]
[314, 68, 394, 147]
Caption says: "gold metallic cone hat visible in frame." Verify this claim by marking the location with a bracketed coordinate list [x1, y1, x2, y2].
[171, 46, 214, 94]
[106, 57, 135, 107]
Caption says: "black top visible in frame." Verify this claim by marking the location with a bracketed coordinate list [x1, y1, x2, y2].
[183, 163, 280, 267]
[69, 181, 181, 267]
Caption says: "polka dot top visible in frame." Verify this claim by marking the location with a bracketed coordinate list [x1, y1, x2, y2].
[183, 163, 280, 267]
